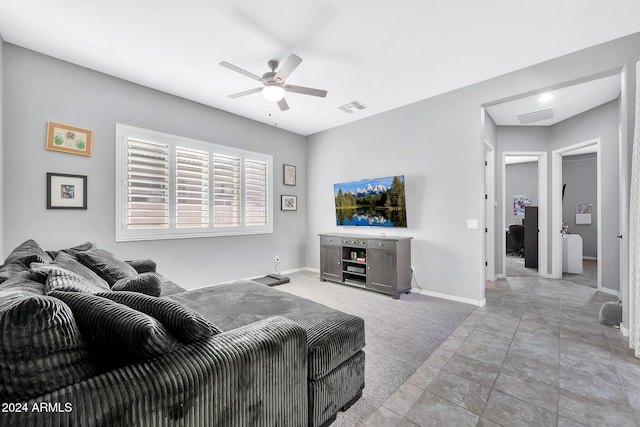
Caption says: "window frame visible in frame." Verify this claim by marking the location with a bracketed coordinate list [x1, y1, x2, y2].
[115, 124, 273, 241]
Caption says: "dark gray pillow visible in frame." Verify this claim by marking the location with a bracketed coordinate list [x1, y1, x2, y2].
[96, 291, 221, 343]
[53, 251, 110, 289]
[45, 269, 112, 295]
[0, 290, 94, 400]
[0, 262, 28, 284]
[76, 248, 138, 286]
[4, 239, 53, 267]
[49, 291, 180, 370]
[111, 273, 162, 296]
[60, 242, 96, 257]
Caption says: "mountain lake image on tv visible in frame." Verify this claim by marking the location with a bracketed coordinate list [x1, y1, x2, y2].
[334, 175, 407, 227]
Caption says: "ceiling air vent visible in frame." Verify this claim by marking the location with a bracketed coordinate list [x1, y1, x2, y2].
[517, 108, 554, 124]
[338, 100, 367, 114]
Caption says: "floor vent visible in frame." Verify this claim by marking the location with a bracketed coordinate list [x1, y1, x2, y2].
[517, 108, 554, 124]
[338, 100, 367, 114]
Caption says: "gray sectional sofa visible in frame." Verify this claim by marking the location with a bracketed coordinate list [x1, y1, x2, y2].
[0, 240, 365, 427]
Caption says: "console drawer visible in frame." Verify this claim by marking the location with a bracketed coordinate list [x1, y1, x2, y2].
[320, 236, 341, 246]
[367, 240, 396, 250]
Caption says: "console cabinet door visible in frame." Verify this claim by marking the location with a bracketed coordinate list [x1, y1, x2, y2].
[320, 244, 342, 281]
[367, 249, 395, 294]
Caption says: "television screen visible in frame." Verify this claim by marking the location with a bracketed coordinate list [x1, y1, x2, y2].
[334, 175, 407, 227]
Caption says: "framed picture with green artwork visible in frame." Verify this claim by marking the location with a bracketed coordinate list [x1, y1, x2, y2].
[46, 122, 93, 156]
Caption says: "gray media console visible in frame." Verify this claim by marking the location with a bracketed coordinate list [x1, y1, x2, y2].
[319, 233, 413, 299]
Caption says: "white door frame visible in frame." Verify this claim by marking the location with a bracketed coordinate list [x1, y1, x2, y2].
[501, 151, 548, 277]
[551, 138, 602, 289]
[485, 140, 496, 281]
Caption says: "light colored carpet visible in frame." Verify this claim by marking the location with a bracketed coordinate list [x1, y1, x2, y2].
[277, 270, 475, 426]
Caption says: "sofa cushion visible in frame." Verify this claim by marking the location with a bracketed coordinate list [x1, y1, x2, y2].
[0, 290, 94, 400]
[125, 259, 157, 274]
[0, 263, 28, 284]
[49, 291, 180, 369]
[52, 251, 110, 289]
[165, 280, 366, 380]
[96, 291, 221, 343]
[0, 271, 45, 294]
[60, 241, 96, 257]
[4, 239, 53, 267]
[76, 248, 138, 285]
[112, 273, 162, 296]
[45, 269, 112, 295]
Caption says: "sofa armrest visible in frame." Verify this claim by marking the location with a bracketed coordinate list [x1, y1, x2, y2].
[125, 259, 157, 273]
[1, 316, 308, 427]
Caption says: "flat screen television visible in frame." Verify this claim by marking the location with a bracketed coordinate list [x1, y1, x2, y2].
[334, 175, 407, 227]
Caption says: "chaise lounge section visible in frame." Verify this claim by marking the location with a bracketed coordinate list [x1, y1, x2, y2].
[0, 240, 365, 426]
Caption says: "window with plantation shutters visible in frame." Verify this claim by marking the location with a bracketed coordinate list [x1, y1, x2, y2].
[126, 140, 169, 229]
[245, 159, 268, 226]
[116, 124, 273, 241]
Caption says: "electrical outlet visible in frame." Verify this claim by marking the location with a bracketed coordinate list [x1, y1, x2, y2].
[275, 255, 280, 263]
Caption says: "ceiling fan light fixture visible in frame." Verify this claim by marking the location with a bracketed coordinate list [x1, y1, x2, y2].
[262, 85, 285, 102]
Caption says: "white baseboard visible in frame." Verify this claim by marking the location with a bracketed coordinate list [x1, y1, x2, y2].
[416, 289, 486, 307]
[583, 256, 598, 260]
[621, 322, 629, 337]
[598, 287, 620, 298]
[495, 274, 505, 279]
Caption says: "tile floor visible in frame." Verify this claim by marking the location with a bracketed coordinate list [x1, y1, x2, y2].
[362, 275, 640, 426]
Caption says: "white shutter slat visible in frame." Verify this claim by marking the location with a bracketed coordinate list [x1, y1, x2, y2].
[245, 159, 268, 226]
[176, 147, 209, 228]
[127, 139, 169, 229]
[213, 154, 241, 227]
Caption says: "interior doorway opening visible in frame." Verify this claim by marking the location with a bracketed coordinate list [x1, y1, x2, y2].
[501, 152, 548, 278]
[552, 139, 603, 290]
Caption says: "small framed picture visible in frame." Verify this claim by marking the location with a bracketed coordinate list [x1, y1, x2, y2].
[283, 164, 296, 186]
[46, 122, 93, 156]
[47, 173, 87, 209]
[281, 195, 297, 211]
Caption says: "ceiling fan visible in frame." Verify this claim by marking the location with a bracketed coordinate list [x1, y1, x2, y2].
[220, 54, 327, 111]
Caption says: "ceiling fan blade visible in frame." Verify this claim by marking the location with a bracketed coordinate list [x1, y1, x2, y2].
[220, 61, 263, 82]
[229, 87, 263, 98]
[277, 98, 290, 111]
[275, 54, 302, 82]
[283, 84, 327, 98]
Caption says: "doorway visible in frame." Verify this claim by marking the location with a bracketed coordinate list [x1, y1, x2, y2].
[485, 140, 495, 281]
[501, 151, 548, 278]
[551, 139, 603, 289]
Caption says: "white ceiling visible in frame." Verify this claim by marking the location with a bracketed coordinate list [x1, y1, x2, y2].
[1, 1, 640, 136]
[485, 74, 621, 126]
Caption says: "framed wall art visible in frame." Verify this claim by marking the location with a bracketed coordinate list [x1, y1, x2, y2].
[47, 173, 87, 209]
[281, 195, 297, 211]
[283, 164, 296, 186]
[46, 122, 93, 156]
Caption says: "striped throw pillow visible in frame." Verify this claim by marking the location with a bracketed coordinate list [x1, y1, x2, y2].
[49, 291, 180, 370]
[111, 273, 162, 296]
[96, 291, 221, 343]
[0, 290, 94, 400]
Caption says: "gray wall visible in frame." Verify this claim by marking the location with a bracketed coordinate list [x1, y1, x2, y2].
[306, 33, 640, 304]
[562, 154, 597, 257]
[505, 161, 538, 226]
[2, 44, 307, 288]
